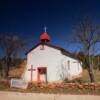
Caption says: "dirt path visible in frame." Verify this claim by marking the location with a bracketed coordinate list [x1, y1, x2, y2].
[0, 91, 100, 100]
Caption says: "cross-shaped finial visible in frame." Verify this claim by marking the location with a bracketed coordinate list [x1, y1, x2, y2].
[43, 26, 47, 32]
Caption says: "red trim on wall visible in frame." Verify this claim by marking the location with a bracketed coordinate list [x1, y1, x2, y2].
[37, 67, 47, 82]
[37, 68, 40, 81]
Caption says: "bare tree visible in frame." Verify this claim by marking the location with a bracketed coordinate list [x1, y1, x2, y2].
[0, 33, 28, 78]
[71, 17, 100, 82]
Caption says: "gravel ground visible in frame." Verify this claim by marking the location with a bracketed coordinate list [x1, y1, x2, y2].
[0, 91, 100, 100]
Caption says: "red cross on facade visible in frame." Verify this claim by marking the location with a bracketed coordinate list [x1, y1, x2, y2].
[28, 65, 36, 82]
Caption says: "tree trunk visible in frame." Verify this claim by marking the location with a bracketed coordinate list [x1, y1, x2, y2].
[87, 49, 95, 82]
[5, 65, 10, 78]
[5, 57, 11, 78]
[88, 65, 95, 82]
[85, 55, 95, 82]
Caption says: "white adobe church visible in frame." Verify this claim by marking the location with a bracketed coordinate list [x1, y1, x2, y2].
[23, 28, 83, 83]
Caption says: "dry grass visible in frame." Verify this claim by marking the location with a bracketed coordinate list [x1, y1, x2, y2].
[8, 68, 100, 82]
[0, 68, 100, 94]
[94, 70, 100, 82]
[81, 70, 100, 82]
[9, 67, 23, 78]
[0, 61, 100, 94]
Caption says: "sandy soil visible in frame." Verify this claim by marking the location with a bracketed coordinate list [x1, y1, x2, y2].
[0, 91, 100, 100]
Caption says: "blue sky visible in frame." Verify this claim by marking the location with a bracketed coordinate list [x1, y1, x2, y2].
[0, 0, 100, 57]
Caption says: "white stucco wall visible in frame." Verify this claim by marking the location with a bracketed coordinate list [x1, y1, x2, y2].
[24, 45, 82, 82]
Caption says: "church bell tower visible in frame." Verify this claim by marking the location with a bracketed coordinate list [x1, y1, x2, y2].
[40, 26, 50, 43]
